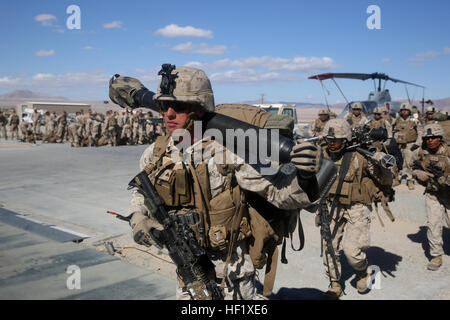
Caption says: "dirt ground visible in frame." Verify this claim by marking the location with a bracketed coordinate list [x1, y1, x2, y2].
[91, 182, 449, 300]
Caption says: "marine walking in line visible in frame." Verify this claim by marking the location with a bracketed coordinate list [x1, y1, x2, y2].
[317, 119, 395, 299]
[410, 123, 450, 271]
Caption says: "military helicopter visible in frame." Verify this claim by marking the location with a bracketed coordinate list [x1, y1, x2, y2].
[308, 72, 426, 118]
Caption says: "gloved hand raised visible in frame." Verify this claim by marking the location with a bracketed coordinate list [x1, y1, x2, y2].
[414, 170, 433, 183]
[290, 141, 320, 178]
[109, 75, 146, 109]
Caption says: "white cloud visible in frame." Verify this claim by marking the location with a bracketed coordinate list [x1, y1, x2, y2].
[444, 47, 450, 54]
[155, 24, 213, 38]
[382, 57, 391, 63]
[103, 21, 123, 29]
[35, 49, 55, 57]
[83, 46, 95, 50]
[34, 14, 57, 26]
[408, 50, 441, 63]
[173, 42, 196, 52]
[0, 70, 117, 99]
[416, 50, 440, 58]
[32, 73, 55, 80]
[0, 70, 107, 87]
[172, 42, 226, 55]
[0, 77, 20, 85]
[196, 44, 227, 55]
[187, 55, 336, 72]
[209, 69, 297, 85]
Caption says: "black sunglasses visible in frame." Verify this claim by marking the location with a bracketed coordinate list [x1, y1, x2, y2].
[159, 101, 189, 113]
[325, 137, 345, 143]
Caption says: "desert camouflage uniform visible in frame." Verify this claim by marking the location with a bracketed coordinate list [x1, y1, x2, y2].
[105, 112, 118, 146]
[309, 109, 330, 137]
[120, 66, 318, 300]
[121, 113, 133, 143]
[345, 102, 368, 129]
[43, 113, 57, 142]
[320, 119, 393, 294]
[410, 124, 450, 266]
[129, 136, 312, 300]
[31, 110, 42, 137]
[367, 113, 393, 139]
[8, 112, 20, 140]
[322, 151, 393, 281]
[0, 112, 7, 139]
[411, 106, 425, 125]
[55, 112, 68, 143]
[393, 107, 423, 185]
[345, 113, 368, 129]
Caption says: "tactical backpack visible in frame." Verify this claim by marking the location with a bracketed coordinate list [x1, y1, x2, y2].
[215, 104, 302, 296]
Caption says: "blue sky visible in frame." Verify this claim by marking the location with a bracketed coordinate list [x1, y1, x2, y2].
[0, 0, 449, 104]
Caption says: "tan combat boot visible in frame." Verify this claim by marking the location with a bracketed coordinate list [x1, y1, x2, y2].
[392, 178, 400, 187]
[324, 281, 342, 300]
[407, 180, 415, 190]
[427, 255, 442, 271]
[356, 269, 370, 294]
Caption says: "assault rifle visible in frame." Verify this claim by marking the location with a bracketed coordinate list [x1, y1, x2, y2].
[127, 170, 224, 300]
[305, 127, 396, 170]
[412, 160, 444, 192]
[314, 158, 341, 282]
[348, 126, 396, 170]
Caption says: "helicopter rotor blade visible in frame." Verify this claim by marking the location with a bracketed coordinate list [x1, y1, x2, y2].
[308, 72, 425, 88]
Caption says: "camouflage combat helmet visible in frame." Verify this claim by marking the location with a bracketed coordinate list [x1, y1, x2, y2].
[425, 105, 436, 114]
[351, 102, 363, 110]
[400, 102, 412, 112]
[318, 109, 329, 116]
[323, 118, 352, 141]
[379, 105, 387, 113]
[373, 107, 382, 114]
[153, 66, 215, 112]
[422, 123, 445, 138]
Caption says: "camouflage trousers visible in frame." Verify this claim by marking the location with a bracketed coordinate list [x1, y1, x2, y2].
[323, 203, 371, 282]
[68, 124, 80, 146]
[121, 124, 132, 140]
[425, 193, 450, 257]
[33, 122, 41, 135]
[9, 126, 18, 140]
[0, 125, 6, 139]
[176, 240, 258, 300]
[400, 142, 415, 181]
[56, 125, 66, 142]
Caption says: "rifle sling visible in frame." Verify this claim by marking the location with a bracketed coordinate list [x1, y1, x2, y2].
[330, 151, 353, 239]
[289, 213, 305, 252]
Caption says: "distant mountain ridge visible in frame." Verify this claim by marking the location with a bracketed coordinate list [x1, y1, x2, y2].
[0, 90, 68, 101]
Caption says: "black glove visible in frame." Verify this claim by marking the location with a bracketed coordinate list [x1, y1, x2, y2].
[130, 212, 164, 249]
[410, 144, 419, 151]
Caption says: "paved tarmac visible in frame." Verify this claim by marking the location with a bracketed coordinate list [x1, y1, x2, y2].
[0, 140, 448, 300]
[0, 220, 175, 300]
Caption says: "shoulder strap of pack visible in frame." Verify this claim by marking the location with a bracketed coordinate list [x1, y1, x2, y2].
[329, 151, 353, 238]
[151, 134, 171, 162]
[142, 134, 172, 175]
[220, 186, 247, 290]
